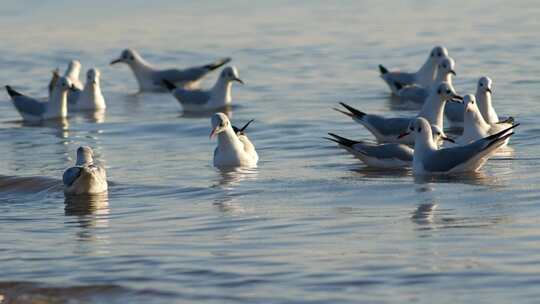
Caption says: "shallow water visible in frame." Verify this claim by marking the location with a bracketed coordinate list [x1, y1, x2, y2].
[1, 1, 540, 303]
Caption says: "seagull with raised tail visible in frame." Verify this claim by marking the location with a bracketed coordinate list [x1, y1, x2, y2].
[379, 46, 448, 94]
[63, 146, 108, 195]
[163, 66, 243, 112]
[402, 117, 517, 174]
[326, 125, 453, 169]
[335, 82, 462, 145]
[6, 76, 73, 121]
[110, 48, 231, 91]
[210, 113, 258, 168]
[456, 94, 516, 147]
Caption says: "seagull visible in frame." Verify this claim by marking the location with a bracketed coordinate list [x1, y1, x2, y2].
[163, 66, 243, 112]
[6, 76, 73, 121]
[445, 76, 503, 126]
[456, 94, 516, 147]
[335, 82, 462, 144]
[394, 56, 457, 104]
[379, 46, 449, 94]
[49, 68, 80, 105]
[210, 113, 258, 168]
[64, 60, 84, 90]
[110, 48, 231, 91]
[71, 68, 106, 111]
[326, 125, 454, 169]
[63, 146, 108, 195]
[402, 117, 517, 174]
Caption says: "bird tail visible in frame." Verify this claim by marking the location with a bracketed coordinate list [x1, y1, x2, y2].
[379, 64, 389, 75]
[233, 119, 255, 134]
[482, 123, 519, 150]
[204, 57, 232, 71]
[333, 102, 366, 120]
[5, 85, 23, 98]
[162, 79, 177, 91]
[325, 133, 360, 148]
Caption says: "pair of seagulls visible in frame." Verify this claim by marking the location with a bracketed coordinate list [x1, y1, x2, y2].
[328, 46, 518, 174]
[5, 60, 106, 122]
[62, 113, 259, 195]
[110, 49, 243, 112]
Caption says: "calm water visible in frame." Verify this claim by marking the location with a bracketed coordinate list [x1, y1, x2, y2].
[1, 1, 540, 303]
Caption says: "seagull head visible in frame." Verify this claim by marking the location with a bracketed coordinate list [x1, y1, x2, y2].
[436, 82, 462, 103]
[86, 68, 101, 85]
[464, 94, 481, 115]
[76, 146, 94, 166]
[66, 60, 81, 75]
[437, 57, 456, 76]
[220, 66, 243, 84]
[430, 46, 449, 61]
[431, 124, 455, 144]
[477, 76, 493, 94]
[110, 49, 140, 65]
[210, 112, 231, 139]
[412, 117, 434, 146]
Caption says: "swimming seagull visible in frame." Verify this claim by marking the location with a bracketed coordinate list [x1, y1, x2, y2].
[5, 76, 73, 121]
[394, 56, 457, 104]
[64, 60, 84, 90]
[72, 68, 106, 111]
[335, 82, 462, 145]
[110, 48, 231, 91]
[210, 113, 258, 168]
[163, 66, 243, 112]
[63, 146, 108, 195]
[456, 94, 516, 147]
[326, 126, 454, 168]
[445, 76, 502, 126]
[402, 117, 517, 174]
[379, 46, 449, 94]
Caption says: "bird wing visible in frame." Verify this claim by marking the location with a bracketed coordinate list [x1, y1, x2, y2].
[7, 88, 47, 116]
[172, 88, 211, 106]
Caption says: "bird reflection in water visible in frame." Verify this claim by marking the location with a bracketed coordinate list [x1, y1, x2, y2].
[64, 193, 110, 246]
[212, 167, 258, 215]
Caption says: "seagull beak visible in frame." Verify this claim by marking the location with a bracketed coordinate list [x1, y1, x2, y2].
[441, 135, 455, 143]
[450, 70, 457, 76]
[233, 77, 244, 84]
[486, 88, 492, 94]
[110, 58, 123, 65]
[209, 127, 218, 139]
[397, 131, 411, 139]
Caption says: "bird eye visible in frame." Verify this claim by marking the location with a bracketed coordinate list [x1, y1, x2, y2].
[446, 90, 451, 94]
[437, 89, 441, 94]
[437, 52, 442, 57]
[442, 64, 447, 69]
[417, 127, 422, 132]
[480, 83, 483, 87]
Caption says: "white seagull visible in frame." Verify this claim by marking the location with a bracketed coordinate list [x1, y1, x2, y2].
[71, 68, 106, 111]
[403, 117, 516, 174]
[6, 76, 73, 121]
[394, 56, 457, 104]
[63, 146, 108, 195]
[326, 125, 454, 169]
[456, 94, 516, 147]
[379, 46, 449, 94]
[64, 60, 84, 90]
[210, 113, 258, 169]
[163, 66, 243, 112]
[336, 82, 462, 145]
[110, 48, 231, 92]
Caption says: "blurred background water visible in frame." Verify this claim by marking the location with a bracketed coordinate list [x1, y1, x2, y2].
[1, 0, 540, 303]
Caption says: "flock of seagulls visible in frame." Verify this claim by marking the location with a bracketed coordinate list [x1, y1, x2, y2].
[328, 45, 519, 174]
[3, 45, 520, 196]
[4, 49, 254, 196]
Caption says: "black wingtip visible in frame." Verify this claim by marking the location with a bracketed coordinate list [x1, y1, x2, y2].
[327, 132, 359, 148]
[379, 64, 388, 75]
[485, 132, 514, 150]
[162, 79, 177, 91]
[393, 81, 403, 90]
[485, 123, 520, 141]
[205, 57, 232, 71]
[339, 102, 366, 119]
[5, 85, 22, 98]
[239, 119, 254, 133]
